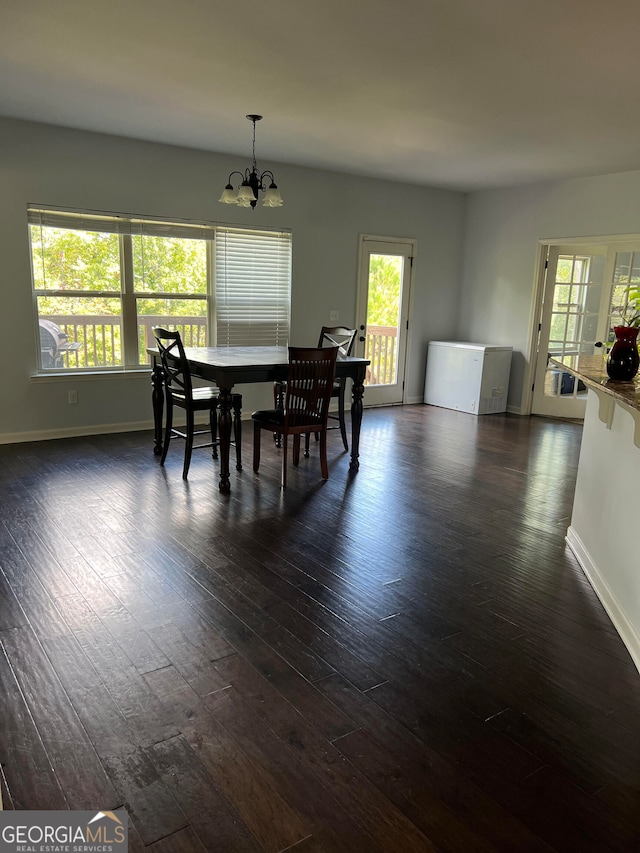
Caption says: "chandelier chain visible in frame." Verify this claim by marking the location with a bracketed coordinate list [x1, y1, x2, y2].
[252, 120, 257, 170]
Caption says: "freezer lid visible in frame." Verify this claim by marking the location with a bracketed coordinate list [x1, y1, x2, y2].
[428, 341, 513, 352]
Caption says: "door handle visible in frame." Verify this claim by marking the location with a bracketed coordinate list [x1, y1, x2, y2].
[359, 336, 365, 342]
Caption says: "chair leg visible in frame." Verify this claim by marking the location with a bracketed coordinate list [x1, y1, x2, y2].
[253, 421, 262, 473]
[338, 383, 349, 451]
[210, 407, 218, 460]
[281, 434, 288, 488]
[160, 400, 173, 466]
[319, 429, 329, 480]
[183, 409, 195, 480]
[304, 433, 310, 457]
[233, 397, 243, 470]
[293, 435, 300, 466]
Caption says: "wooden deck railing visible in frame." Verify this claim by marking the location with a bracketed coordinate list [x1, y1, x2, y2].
[42, 315, 207, 368]
[138, 316, 208, 351]
[42, 315, 397, 380]
[364, 325, 398, 385]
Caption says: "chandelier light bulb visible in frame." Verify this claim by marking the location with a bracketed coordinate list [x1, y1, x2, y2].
[218, 184, 237, 204]
[263, 182, 283, 207]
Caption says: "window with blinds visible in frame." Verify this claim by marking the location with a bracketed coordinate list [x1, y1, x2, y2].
[215, 227, 291, 347]
[28, 208, 292, 371]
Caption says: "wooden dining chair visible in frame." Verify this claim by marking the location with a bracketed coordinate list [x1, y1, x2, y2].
[152, 327, 242, 480]
[273, 326, 357, 452]
[253, 346, 338, 487]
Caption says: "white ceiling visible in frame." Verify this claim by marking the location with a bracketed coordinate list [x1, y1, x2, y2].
[3, 0, 640, 192]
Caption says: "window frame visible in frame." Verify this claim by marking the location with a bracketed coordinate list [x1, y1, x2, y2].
[28, 207, 292, 374]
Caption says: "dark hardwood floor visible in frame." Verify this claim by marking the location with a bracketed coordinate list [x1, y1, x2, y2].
[1, 405, 639, 851]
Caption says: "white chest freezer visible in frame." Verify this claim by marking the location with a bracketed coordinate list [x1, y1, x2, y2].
[424, 341, 512, 415]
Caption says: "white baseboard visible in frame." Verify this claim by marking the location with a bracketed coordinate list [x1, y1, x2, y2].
[0, 420, 156, 445]
[566, 526, 640, 675]
[0, 410, 262, 445]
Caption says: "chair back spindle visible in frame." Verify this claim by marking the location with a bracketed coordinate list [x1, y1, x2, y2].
[318, 326, 357, 359]
[286, 348, 337, 430]
[153, 327, 193, 401]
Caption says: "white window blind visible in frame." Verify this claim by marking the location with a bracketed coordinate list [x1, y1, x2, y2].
[28, 209, 134, 235]
[215, 227, 291, 346]
[27, 209, 216, 240]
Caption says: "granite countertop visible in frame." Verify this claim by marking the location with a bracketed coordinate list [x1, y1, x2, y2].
[550, 354, 640, 414]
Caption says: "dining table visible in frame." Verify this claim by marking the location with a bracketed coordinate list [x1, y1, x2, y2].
[149, 345, 370, 493]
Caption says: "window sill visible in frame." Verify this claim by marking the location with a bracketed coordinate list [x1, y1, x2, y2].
[30, 368, 151, 384]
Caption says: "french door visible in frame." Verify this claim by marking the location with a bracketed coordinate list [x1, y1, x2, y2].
[355, 236, 414, 406]
[532, 241, 640, 418]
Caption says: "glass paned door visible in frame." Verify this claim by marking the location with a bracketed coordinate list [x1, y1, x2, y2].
[356, 237, 413, 406]
[532, 245, 608, 418]
[609, 249, 640, 334]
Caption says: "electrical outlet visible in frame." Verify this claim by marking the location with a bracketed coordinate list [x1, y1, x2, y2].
[329, 310, 339, 322]
[68, 390, 78, 405]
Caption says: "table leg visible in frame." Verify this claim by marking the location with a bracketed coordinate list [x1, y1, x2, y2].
[217, 387, 233, 493]
[349, 372, 365, 472]
[232, 395, 243, 470]
[151, 364, 165, 456]
[274, 381, 284, 448]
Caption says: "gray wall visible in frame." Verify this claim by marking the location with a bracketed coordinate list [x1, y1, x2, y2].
[460, 170, 640, 412]
[0, 117, 465, 442]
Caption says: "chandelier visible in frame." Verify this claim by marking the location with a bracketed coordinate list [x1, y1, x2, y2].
[218, 115, 283, 209]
